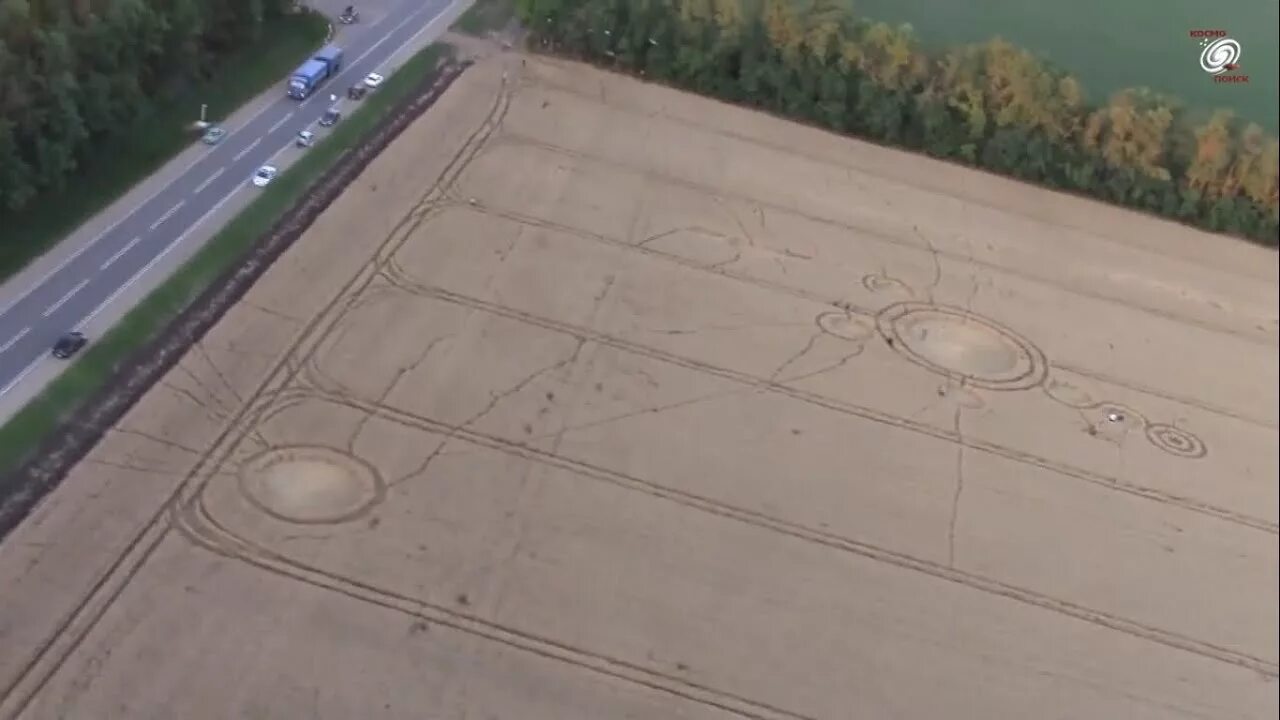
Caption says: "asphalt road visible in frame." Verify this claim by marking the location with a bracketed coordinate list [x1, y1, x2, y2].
[0, 0, 460, 400]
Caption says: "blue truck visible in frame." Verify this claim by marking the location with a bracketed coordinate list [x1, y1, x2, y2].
[287, 45, 344, 100]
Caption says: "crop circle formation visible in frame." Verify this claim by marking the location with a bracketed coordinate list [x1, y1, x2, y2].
[876, 302, 1047, 391]
[1144, 423, 1208, 459]
[240, 445, 385, 524]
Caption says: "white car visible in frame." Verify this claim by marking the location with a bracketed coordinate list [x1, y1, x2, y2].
[363, 72, 385, 89]
[251, 165, 278, 188]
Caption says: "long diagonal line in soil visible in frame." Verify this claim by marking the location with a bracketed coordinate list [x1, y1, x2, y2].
[457, 136, 1277, 430]
[172, 495, 812, 720]
[487, 123, 1278, 351]
[373, 279, 1276, 536]
[526, 69, 1280, 324]
[265, 389, 1277, 680]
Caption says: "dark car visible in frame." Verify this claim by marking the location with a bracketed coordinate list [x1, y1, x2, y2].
[51, 331, 87, 359]
[319, 109, 341, 127]
[347, 84, 367, 101]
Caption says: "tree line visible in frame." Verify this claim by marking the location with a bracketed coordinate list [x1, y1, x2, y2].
[516, 0, 1279, 246]
[0, 0, 297, 212]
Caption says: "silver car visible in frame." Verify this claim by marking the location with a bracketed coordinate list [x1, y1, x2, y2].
[251, 165, 278, 188]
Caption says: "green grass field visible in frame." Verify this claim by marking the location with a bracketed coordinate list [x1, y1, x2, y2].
[0, 43, 453, 477]
[452, 0, 517, 35]
[0, 12, 330, 284]
[850, 0, 1278, 132]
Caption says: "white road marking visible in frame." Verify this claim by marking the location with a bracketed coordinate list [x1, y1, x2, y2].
[0, 240, 95, 320]
[265, 139, 297, 166]
[42, 278, 90, 317]
[392, 0, 464, 68]
[100, 236, 144, 271]
[348, 4, 436, 70]
[269, 112, 295, 134]
[228, 92, 288, 139]
[0, 144, 224, 321]
[194, 167, 226, 194]
[78, 188, 242, 329]
[0, 327, 30, 354]
[0, 357, 42, 397]
[149, 200, 185, 231]
[233, 137, 263, 162]
[0, 101, 285, 320]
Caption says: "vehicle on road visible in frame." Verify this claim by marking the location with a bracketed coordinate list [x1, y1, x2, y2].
[363, 72, 385, 89]
[201, 126, 227, 145]
[339, 6, 359, 24]
[287, 45, 344, 100]
[320, 109, 342, 127]
[51, 331, 87, 360]
[296, 130, 315, 148]
[347, 84, 368, 101]
[251, 165, 279, 188]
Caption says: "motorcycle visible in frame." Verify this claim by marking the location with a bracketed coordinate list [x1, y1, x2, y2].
[338, 6, 359, 24]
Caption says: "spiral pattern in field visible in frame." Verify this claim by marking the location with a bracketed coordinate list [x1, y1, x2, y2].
[1144, 423, 1208, 459]
[1199, 38, 1241, 74]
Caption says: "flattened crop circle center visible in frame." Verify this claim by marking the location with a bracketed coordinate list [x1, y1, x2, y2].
[898, 313, 1021, 376]
[241, 446, 384, 524]
[877, 303, 1047, 390]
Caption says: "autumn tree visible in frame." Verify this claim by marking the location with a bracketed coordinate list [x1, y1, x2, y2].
[843, 21, 926, 93]
[1081, 88, 1176, 188]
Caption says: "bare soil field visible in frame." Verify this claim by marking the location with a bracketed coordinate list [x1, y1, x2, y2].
[1, 52, 1277, 719]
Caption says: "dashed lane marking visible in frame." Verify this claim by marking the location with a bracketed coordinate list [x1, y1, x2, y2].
[100, 236, 143, 271]
[42, 278, 90, 318]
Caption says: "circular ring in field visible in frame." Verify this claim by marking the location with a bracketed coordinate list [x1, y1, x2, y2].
[240, 446, 384, 524]
[1144, 423, 1207, 459]
[876, 302, 1047, 391]
[1042, 378, 1096, 409]
[816, 311, 874, 343]
[861, 273, 913, 296]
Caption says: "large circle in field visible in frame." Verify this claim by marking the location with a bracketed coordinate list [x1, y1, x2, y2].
[876, 302, 1047, 391]
[240, 446, 384, 524]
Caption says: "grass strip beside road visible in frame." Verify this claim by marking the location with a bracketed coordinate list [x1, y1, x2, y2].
[0, 43, 454, 477]
[0, 12, 330, 284]
[452, 0, 516, 35]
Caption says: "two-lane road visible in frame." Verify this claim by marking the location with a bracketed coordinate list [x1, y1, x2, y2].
[0, 0, 462, 405]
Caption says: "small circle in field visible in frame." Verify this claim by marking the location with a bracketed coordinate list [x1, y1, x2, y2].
[240, 446, 385, 524]
[877, 302, 1047, 391]
[1144, 423, 1208, 459]
[816, 311, 874, 342]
